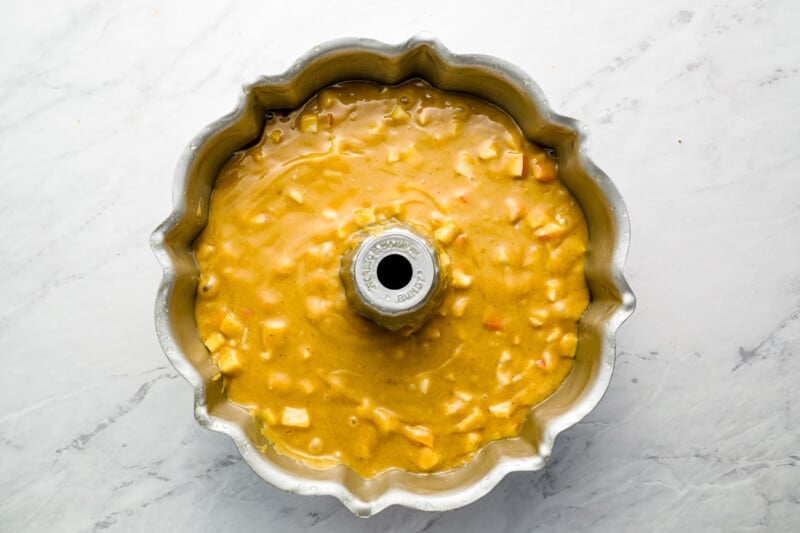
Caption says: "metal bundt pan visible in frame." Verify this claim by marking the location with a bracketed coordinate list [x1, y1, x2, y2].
[151, 36, 635, 516]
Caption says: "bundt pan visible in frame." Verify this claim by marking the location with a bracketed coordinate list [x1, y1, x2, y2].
[151, 36, 635, 516]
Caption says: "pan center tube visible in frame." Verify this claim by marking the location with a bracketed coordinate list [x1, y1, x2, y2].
[340, 222, 448, 333]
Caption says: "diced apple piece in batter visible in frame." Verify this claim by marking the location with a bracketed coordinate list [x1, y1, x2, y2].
[268, 371, 291, 392]
[308, 437, 323, 454]
[439, 250, 453, 268]
[421, 327, 441, 340]
[264, 317, 288, 332]
[336, 218, 358, 239]
[249, 213, 269, 225]
[389, 104, 410, 122]
[496, 368, 512, 386]
[443, 396, 468, 415]
[522, 243, 545, 269]
[482, 307, 505, 331]
[559, 332, 578, 358]
[454, 407, 486, 432]
[257, 288, 281, 308]
[462, 432, 482, 453]
[261, 318, 289, 343]
[430, 210, 446, 226]
[368, 121, 387, 136]
[416, 107, 434, 126]
[455, 152, 475, 178]
[240, 327, 249, 348]
[273, 255, 295, 275]
[531, 153, 557, 182]
[319, 90, 338, 109]
[287, 188, 304, 204]
[546, 327, 563, 342]
[281, 406, 310, 428]
[452, 270, 473, 289]
[454, 390, 473, 402]
[300, 114, 318, 133]
[372, 407, 400, 433]
[324, 372, 350, 399]
[535, 222, 568, 241]
[354, 423, 378, 459]
[219, 312, 244, 338]
[306, 297, 331, 320]
[259, 407, 278, 426]
[418, 376, 431, 394]
[299, 345, 312, 360]
[478, 139, 498, 160]
[488, 401, 514, 418]
[528, 308, 550, 327]
[545, 279, 561, 302]
[492, 245, 511, 265]
[403, 425, 435, 447]
[298, 378, 315, 394]
[412, 446, 441, 470]
[203, 332, 226, 353]
[536, 350, 555, 370]
[505, 197, 525, 223]
[353, 207, 376, 227]
[548, 235, 587, 273]
[195, 243, 215, 260]
[450, 117, 463, 136]
[525, 206, 549, 231]
[216, 346, 242, 376]
[502, 151, 525, 177]
[306, 241, 334, 266]
[451, 296, 469, 317]
[434, 221, 459, 245]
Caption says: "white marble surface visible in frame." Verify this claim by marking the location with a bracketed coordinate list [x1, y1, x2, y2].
[1, 0, 798, 531]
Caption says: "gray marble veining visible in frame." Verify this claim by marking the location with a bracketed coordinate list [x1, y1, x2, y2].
[0, 0, 797, 531]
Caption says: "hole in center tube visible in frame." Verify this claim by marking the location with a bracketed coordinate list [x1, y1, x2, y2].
[377, 254, 413, 290]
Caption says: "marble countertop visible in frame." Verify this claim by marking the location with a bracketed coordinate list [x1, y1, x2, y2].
[2, 1, 798, 531]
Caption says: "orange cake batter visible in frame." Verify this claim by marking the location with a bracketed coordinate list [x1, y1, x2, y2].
[193, 80, 590, 476]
